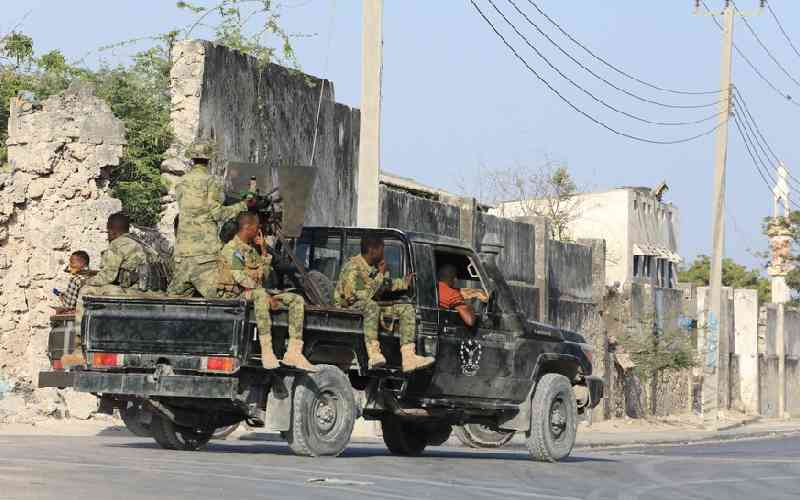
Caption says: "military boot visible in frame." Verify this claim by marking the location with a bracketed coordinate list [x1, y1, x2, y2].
[366, 340, 387, 370]
[400, 343, 435, 373]
[281, 339, 317, 372]
[258, 335, 280, 370]
[60, 351, 86, 368]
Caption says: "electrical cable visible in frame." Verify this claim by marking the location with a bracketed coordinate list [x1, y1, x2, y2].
[702, 0, 800, 108]
[485, 0, 726, 127]
[522, 0, 722, 96]
[732, 86, 800, 190]
[732, 111, 800, 210]
[733, 1, 800, 90]
[469, 0, 729, 144]
[766, 1, 800, 61]
[505, 0, 723, 110]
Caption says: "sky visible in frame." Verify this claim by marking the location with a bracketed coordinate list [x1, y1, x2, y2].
[4, 0, 800, 271]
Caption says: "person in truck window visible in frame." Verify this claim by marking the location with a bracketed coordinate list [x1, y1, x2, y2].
[217, 212, 316, 372]
[437, 264, 489, 327]
[54, 250, 92, 310]
[62, 212, 152, 368]
[167, 140, 254, 298]
[333, 235, 434, 373]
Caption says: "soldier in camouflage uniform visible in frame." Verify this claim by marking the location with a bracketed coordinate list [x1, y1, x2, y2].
[62, 212, 152, 367]
[167, 141, 252, 298]
[218, 212, 315, 372]
[334, 235, 435, 373]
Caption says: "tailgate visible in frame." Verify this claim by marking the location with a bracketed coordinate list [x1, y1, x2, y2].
[84, 297, 247, 356]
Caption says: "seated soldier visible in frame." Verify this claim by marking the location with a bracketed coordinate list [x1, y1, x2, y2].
[217, 212, 315, 372]
[63, 212, 155, 367]
[437, 264, 489, 327]
[333, 235, 434, 373]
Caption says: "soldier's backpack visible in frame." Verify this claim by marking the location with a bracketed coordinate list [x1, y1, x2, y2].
[125, 234, 171, 292]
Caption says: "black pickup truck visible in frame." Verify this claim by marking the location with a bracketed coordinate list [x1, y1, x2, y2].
[39, 227, 602, 462]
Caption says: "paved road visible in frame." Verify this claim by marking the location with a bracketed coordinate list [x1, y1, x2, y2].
[0, 433, 798, 499]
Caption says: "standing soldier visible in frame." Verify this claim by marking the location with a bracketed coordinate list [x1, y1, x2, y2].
[62, 212, 152, 367]
[333, 235, 435, 373]
[167, 141, 252, 298]
[218, 212, 316, 372]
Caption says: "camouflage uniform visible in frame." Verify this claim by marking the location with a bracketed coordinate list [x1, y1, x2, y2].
[218, 235, 311, 370]
[167, 164, 247, 298]
[74, 234, 150, 348]
[333, 255, 416, 346]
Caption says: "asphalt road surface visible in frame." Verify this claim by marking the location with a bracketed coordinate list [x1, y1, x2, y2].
[0, 432, 798, 500]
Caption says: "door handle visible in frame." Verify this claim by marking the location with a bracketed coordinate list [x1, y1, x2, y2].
[442, 326, 459, 334]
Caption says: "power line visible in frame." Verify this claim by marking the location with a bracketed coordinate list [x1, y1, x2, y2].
[702, 0, 800, 107]
[766, 1, 800, 61]
[733, 1, 800, 90]
[732, 110, 800, 210]
[732, 86, 800, 190]
[522, 0, 722, 96]
[485, 0, 725, 127]
[469, 0, 729, 144]
[505, 0, 723, 110]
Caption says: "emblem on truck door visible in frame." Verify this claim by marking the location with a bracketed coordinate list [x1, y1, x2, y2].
[459, 339, 482, 376]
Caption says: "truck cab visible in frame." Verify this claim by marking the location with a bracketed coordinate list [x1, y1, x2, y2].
[39, 227, 602, 462]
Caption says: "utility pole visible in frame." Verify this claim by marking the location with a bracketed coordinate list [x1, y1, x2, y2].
[695, 0, 761, 430]
[357, 0, 383, 227]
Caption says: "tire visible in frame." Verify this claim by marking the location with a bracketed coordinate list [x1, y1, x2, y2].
[212, 422, 240, 440]
[453, 424, 514, 449]
[287, 364, 356, 457]
[423, 422, 453, 447]
[525, 373, 577, 462]
[150, 414, 213, 451]
[120, 401, 152, 438]
[381, 416, 427, 456]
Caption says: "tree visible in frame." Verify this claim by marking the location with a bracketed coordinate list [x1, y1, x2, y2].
[463, 160, 582, 241]
[678, 255, 771, 304]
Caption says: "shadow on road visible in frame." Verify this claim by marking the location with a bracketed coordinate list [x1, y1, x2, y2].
[105, 440, 615, 463]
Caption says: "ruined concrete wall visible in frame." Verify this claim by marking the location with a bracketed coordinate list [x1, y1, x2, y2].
[548, 240, 594, 331]
[160, 40, 359, 235]
[0, 82, 125, 422]
[380, 187, 460, 239]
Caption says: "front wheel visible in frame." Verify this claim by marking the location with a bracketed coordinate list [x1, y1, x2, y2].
[287, 364, 356, 457]
[525, 373, 577, 462]
[150, 414, 213, 451]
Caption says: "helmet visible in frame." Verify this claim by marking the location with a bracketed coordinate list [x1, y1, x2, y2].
[185, 141, 215, 161]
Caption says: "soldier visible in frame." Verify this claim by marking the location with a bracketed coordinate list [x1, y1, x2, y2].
[333, 235, 435, 373]
[218, 212, 316, 372]
[167, 141, 253, 298]
[61, 212, 151, 367]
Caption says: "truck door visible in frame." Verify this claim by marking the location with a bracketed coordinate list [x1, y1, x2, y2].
[426, 248, 514, 401]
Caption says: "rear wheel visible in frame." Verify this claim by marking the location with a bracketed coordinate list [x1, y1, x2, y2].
[287, 364, 356, 457]
[453, 424, 514, 449]
[423, 422, 452, 446]
[150, 414, 213, 451]
[381, 416, 427, 456]
[525, 373, 577, 462]
[119, 401, 152, 438]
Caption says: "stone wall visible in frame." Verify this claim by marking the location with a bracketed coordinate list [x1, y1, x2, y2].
[160, 40, 360, 236]
[0, 82, 125, 422]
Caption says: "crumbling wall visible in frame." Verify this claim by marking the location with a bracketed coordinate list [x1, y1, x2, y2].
[0, 82, 125, 422]
[160, 40, 359, 236]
